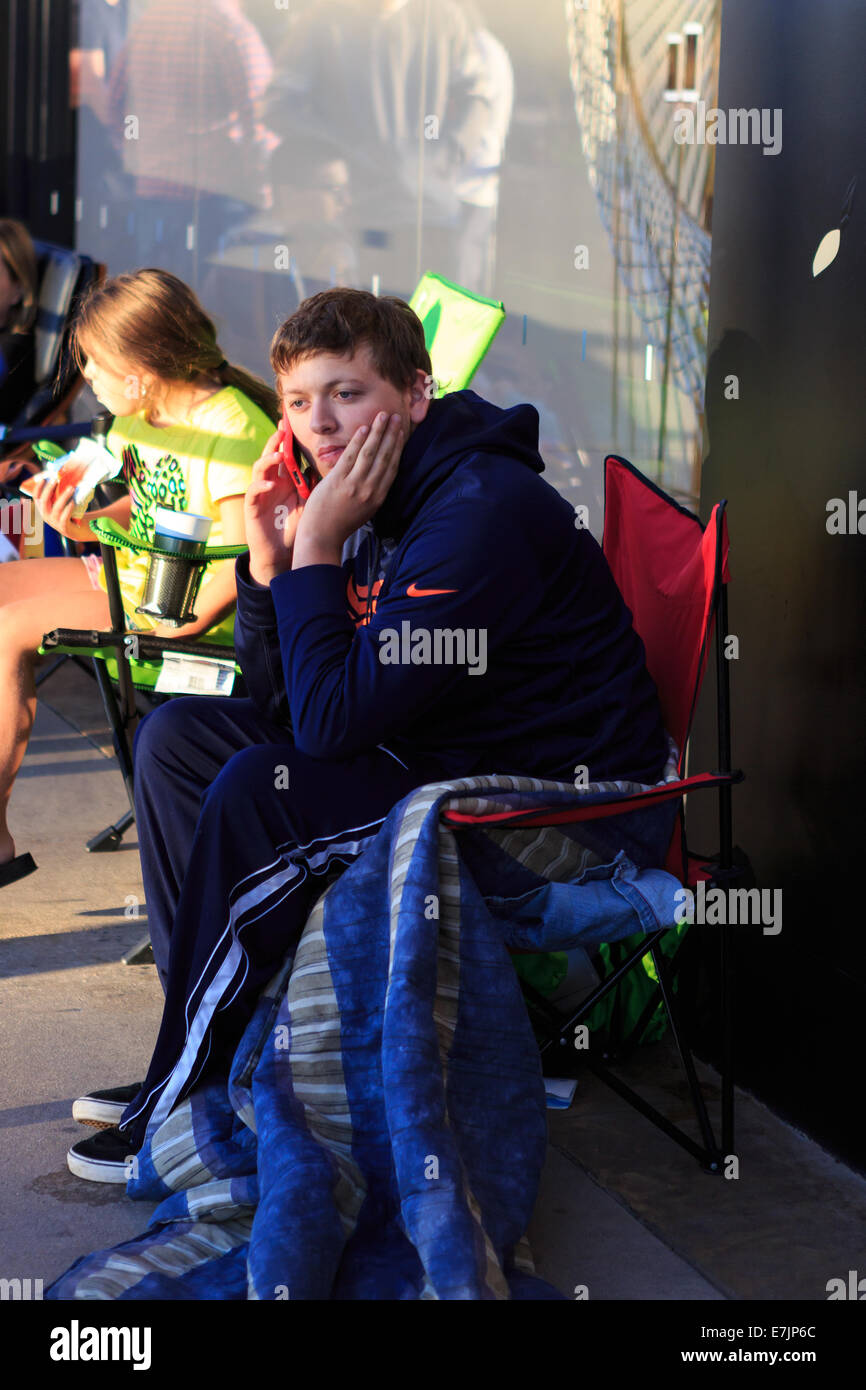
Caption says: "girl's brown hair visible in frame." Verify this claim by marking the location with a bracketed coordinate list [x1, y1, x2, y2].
[270, 287, 432, 393]
[73, 267, 279, 424]
[0, 218, 38, 333]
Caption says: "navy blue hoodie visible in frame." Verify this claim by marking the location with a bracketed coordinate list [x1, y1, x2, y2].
[233, 389, 667, 785]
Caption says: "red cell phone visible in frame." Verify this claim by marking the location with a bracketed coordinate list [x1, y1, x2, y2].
[279, 403, 319, 501]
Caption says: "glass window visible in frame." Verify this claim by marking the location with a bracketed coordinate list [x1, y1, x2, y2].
[73, 0, 720, 521]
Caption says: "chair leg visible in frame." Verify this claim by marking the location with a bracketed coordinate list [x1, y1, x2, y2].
[538, 927, 728, 1170]
[605, 931, 689, 1064]
[647, 937, 722, 1163]
[589, 1059, 717, 1167]
[721, 920, 735, 1157]
[122, 934, 153, 967]
[542, 929, 670, 1051]
[35, 650, 100, 690]
[35, 654, 70, 688]
[86, 808, 135, 854]
[87, 658, 136, 851]
[88, 661, 152, 963]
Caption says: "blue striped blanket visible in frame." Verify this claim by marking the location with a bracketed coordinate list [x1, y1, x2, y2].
[48, 773, 682, 1300]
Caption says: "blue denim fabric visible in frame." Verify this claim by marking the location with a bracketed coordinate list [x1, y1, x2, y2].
[456, 797, 681, 958]
[489, 851, 681, 954]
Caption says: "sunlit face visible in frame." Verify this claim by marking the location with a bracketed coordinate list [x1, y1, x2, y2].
[0, 259, 22, 329]
[278, 343, 430, 477]
[80, 348, 151, 417]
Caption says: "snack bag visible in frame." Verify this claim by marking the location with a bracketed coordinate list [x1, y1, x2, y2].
[28, 437, 123, 519]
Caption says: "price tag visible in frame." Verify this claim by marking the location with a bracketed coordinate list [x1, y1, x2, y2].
[154, 652, 236, 696]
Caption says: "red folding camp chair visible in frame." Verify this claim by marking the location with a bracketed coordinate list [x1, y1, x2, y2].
[444, 455, 744, 1171]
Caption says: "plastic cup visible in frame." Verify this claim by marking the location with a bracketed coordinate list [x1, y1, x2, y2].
[152, 507, 212, 555]
[137, 509, 213, 625]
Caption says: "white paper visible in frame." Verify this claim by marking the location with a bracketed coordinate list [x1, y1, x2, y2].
[154, 652, 236, 697]
[39, 439, 123, 517]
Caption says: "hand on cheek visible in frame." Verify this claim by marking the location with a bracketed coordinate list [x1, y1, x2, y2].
[293, 411, 405, 567]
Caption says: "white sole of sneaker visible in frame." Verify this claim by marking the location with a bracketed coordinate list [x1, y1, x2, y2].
[66, 1148, 131, 1184]
[72, 1100, 127, 1128]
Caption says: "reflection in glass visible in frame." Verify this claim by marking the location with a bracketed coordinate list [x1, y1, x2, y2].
[73, 0, 719, 520]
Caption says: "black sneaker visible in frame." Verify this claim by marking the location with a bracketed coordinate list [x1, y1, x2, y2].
[72, 1083, 142, 1129]
[67, 1126, 140, 1184]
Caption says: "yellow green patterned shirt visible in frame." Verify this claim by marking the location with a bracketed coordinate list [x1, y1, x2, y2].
[100, 386, 273, 643]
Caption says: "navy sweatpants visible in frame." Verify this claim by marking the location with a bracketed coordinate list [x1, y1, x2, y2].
[120, 698, 449, 1150]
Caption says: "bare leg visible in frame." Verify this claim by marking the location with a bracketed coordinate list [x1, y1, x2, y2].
[0, 581, 112, 864]
[0, 555, 97, 608]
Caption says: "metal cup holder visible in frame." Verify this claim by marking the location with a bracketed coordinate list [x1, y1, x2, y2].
[136, 512, 212, 627]
[135, 538, 210, 627]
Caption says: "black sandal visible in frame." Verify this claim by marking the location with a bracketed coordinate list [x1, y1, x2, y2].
[0, 852, 37, 887]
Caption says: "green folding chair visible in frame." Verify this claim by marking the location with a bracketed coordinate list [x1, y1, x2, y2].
[409, 271, 505, 394]
[40, 519, 248, 854]
[39, 517, 248, 964]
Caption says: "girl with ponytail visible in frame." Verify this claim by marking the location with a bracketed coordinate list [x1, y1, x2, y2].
[0, 268, 278, 886]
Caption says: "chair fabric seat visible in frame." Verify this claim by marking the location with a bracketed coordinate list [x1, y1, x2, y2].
[409, 271, 504, 394]
[32, 242, 87, 386]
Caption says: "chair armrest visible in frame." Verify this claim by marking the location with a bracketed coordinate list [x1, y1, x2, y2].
[442, 770, 744, 829]
[41, 627, 238, 664]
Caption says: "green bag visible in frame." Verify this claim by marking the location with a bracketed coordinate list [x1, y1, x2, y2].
[584, 921, 690, 1047]
[511, 950, 568, 1000]
[516, 922, 689, 1050]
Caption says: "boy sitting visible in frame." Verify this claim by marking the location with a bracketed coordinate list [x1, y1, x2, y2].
[67, 288, 672, 1180]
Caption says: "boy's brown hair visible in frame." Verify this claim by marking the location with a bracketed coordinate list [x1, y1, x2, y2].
[270, 287, 432, 394]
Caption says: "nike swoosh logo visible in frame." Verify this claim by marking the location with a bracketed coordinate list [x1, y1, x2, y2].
[406, 582, 459, 597]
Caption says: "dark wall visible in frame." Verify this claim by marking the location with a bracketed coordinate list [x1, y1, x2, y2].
[0, 0, 75, 245]
[690, 0, 866, 1167]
